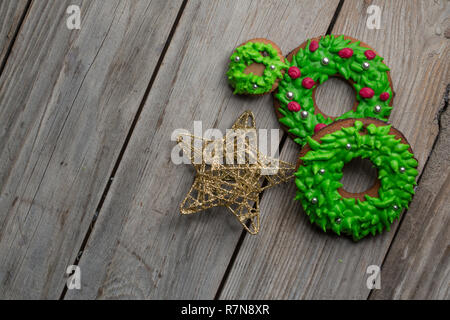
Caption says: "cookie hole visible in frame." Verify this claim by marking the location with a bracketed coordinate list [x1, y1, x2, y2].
[314, 77, 356, 118]
[340, 157, 377, 194]
[244, 63, 265, 77]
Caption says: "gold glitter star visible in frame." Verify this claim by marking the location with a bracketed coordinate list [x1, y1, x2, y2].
[177, 111, 295, 234]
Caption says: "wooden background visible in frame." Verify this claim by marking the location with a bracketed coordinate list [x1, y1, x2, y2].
[0, 0, 448, 299]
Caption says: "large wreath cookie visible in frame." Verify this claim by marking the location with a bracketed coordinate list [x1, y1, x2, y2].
[276, 35, 394, 145]
[295, 118, 418, 241]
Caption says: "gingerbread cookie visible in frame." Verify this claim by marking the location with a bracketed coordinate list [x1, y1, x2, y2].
[275, 35, 394, 145]
[295, 118, 418, 241]
[226, 38, 286, 95]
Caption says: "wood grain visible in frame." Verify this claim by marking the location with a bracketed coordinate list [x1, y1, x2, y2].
[370, 93, 449, 300]
[65, 0, 341, 300]
[0, 0, 28, 67]
[220, 0, 449, 299]
[0, 0, 183, 299]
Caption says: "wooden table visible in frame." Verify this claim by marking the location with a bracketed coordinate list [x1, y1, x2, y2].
[0, 0, 448, 299]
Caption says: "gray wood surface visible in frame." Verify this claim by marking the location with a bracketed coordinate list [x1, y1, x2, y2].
[219, 0, 449, 299]
[0, 0, 183, 299]
[0, 0, 28, 66]
[65, 0, 342, 299]
[370, 93, 449, 300]
[0, 0, 448, 300]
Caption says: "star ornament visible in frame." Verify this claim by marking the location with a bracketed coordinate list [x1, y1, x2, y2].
[177, 111, 295, 234]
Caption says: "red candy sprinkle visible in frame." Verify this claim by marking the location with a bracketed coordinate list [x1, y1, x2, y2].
[288, 101, 301, 112]
[309, 40, 319, 52]
[380, 92, 390, 101]
[364, 50, 376, 60]
[288, 66, 301, 79]
[314, 123, 327, 133]
[359, 87, 375, 99]
[338, 48, 353, 58]
[302, 77, 315, 89]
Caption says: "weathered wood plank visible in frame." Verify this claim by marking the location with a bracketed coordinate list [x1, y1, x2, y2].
[370, 93, 449, 300]
[0, 0, 28, 66]
[65, 0, 341, 300]
[0, 0, 183, 299]
[220, 0, 449, 299]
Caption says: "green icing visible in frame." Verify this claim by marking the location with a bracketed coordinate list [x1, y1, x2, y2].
[295, 120, 418, 241]
[276, 35, 393, 146]
[227, 42, 287, 94]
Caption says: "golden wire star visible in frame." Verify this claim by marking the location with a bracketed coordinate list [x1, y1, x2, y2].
[177, 111, 295, 234]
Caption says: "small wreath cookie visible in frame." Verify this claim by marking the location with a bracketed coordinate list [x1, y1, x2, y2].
[295, 118, 418, 241]
[274, 35, 394, 145]
[227, 38, 287, 95]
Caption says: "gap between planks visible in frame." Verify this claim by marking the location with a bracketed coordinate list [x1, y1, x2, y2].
[367, 84, 450, 299]
[0, 0, 32, 78]
[58, 0, 189, 300]
[216, 1, 448, 299]
[213, 0, 346, 300]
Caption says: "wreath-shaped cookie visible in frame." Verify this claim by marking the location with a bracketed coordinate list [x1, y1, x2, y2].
[276, 35, 393, 145]
[227, 39, 287, 95]
[295, 118, 418, 241]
